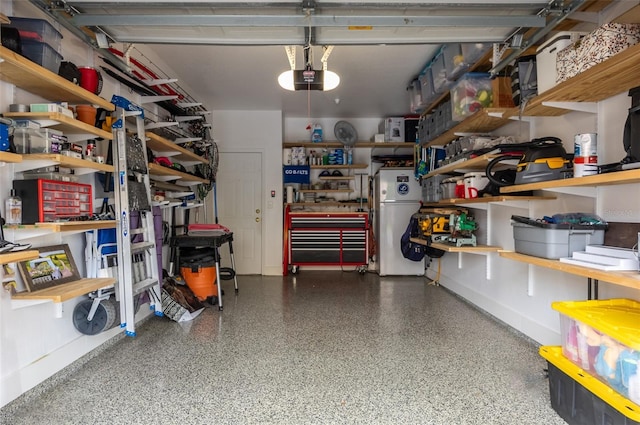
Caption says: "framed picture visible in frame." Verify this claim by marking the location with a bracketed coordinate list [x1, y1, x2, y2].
[17, 244, 80, 292]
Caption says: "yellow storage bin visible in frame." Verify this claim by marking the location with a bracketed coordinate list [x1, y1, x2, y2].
[540, 346, 640, 424]
[552, 299, 640, 405]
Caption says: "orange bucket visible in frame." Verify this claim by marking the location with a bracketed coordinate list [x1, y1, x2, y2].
[76, 105, 97, 126]
[180, 253, 218, 301]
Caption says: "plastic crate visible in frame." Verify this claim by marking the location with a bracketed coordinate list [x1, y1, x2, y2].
[552, 299, 640, 405]
[430, 48, 454, 94]
[419, 68, 437, 107]
[450, 72, 493, 121]
[460, 43, 491, 68]
[510, 215, 606, 259]
[20, 40, 63, 73]
[540, 346, 640, 425]
[6, 16, 62, 50]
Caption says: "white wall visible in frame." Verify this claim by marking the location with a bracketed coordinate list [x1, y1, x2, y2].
[207, 110, 284, 275]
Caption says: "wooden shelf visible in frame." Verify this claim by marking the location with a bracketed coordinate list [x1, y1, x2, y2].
[299, 189, 354, 193]
[0, 250, 39, 265]
[0, 46, 114, 111]
[499, 251, 640, 291]
[3, 112, 113, 139]
[14, 154, 114, 174]
[148, 162, 209, 184]
[424, 153, 499, 177]
[283, 142, 412, 148]
[4, 220, 116, 235]
[288, 202, 367, 208]
[422, 108, 516, 148]
[410, 237, 501, 252]
[524, 42, 640, 117]
[318, 176, 355, 180]
[310, 164, 368, 169]
[0, 151, 23, 163]
[500, 169, 640, 193]
[435, 195, 556, 205]
[145, 132, 208, 164]
[12, 277, 116, 303]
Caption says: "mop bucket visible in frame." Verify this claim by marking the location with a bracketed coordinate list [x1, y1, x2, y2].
[179, 249, 218, 301]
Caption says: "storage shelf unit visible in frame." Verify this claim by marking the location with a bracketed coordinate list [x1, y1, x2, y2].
[500, 169, 640, 193]
[299, 189, 354, 193]
[0, 151, 23, 163]
[12, 277, 116, 303]
[283, 142, 411, 148]
[4, 112, 113, 139]
[145, 132, 208, 164]
[0, 46, 114, 111]
[499, 251, 640, 291]
[430, 195, 556, 205]
[524, 42, 640, 116]
[148, 162, 209, 184]
[14, 154, 114, 174]
[422, 108, 517, 147]
[310, 164, 368, 170]
[423, 153, 498, 177]
[410, 237, 501, 253]
[0, 250, 39, 265]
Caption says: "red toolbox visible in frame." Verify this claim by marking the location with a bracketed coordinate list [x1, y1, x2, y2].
[13, 179, 93, 224]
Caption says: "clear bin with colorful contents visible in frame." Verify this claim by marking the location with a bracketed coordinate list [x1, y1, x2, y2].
[553, 298, 640, 405]
[449, 72, 493, 121]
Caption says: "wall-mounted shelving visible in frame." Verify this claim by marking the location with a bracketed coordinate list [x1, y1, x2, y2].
[523, 42, 640, 116]
[145, 132, 208, 164]
[0, 151, 23, 163]
[310, 164, 368, 170]
[500, 169, 640, 193]
[14, 154, 114, 174]
[3, 220, 116, 241]
[148, 162, 209, 184]
[299, 189, 354, 194]
[0, 250, 39, 265]
[422, 108, 516, 148]
[283, 142, 411, 149]
[499, 251, 640, 291]
[424, 153, 498, 177]
[410, 237, 501, 253]
[3, 112, 113, 140]
[433, 195, 556, 205]
[0, 46, 114, 111]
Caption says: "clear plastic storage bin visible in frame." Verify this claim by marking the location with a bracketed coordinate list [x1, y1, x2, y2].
[450, 72, 493, 121]
[553, 299, 640, 406]
[6, 17, 63, 50]
[19, 40, 63, 73]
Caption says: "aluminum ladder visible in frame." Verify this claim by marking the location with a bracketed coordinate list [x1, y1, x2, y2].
[111, 95, 163, 337]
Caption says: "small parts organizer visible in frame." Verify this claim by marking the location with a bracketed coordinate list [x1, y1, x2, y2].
[13, 179, 92, 224]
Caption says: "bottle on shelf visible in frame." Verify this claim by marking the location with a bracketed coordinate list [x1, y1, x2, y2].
[5, 189, 22, 225]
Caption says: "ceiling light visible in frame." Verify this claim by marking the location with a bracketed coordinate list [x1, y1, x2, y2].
[277, 45, 340, 91]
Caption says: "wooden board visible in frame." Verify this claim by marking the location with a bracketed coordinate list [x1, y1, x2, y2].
[0, 46, 114, 110]
[34, 220, 117, 232]
[145, 132, 208, 164]
[20, 154, 114, 173]
[423, 108, 517, 147]
[12, 277, 116, 303]
[3, 112, 113, 139]
[0, 151, 23, 163]
[148, 162, 209, 183]
[500, 169, 640, 193]
[410, 238, 501, 252]
[0, 250, 39, 265]
[499, 251, 640, 291]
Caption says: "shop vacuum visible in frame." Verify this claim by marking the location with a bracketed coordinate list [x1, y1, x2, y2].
[486, 137, 573, 187]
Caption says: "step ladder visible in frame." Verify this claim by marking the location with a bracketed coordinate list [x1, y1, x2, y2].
[111, 95, 163, 337]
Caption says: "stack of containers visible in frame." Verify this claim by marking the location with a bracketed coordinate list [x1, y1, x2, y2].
[450, 73, 493, 122]
[539, 299, 640, 425]
[6, 17, 63, 73]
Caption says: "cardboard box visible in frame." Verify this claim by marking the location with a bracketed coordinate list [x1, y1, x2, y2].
[379, 117, 404, 142]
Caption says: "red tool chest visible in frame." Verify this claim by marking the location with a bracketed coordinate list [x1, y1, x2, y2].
[13, 179, 93, 224]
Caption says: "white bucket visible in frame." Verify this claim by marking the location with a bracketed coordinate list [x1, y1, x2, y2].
[463, 172, 489, 198]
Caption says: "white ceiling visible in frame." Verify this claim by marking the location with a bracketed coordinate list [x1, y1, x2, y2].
[29, 0, 587, 118]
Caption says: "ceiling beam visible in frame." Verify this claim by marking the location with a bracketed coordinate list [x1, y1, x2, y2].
[72, 14, 546, 28]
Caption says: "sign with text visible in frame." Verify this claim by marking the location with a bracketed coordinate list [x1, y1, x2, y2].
[283, 165, 311, 184]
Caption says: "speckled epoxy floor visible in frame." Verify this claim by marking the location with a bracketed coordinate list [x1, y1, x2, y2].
[2, 272, 566, 425]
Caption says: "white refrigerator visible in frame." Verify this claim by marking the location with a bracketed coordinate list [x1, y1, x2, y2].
[374, 168, 424, 276]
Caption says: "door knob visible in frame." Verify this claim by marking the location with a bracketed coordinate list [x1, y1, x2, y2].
[256, 209, 261, 214]
[255, 217, 261, 222]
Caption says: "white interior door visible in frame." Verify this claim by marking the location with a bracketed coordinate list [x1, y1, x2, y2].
[213, 151, 263, 274]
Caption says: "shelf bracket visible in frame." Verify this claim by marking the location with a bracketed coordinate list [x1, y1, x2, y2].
[142, 78, 178, 86]
[542, 101, 597, 113]
[527, 264, 535, 296]
[145, 121, 179, 130]
[139, 95, 179, 104]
